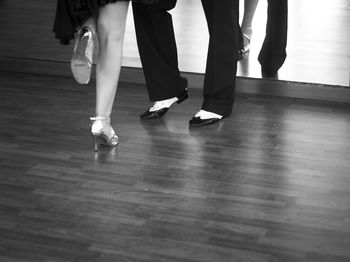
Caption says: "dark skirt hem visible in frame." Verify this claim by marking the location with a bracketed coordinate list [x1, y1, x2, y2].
[54, 0, 158, 45]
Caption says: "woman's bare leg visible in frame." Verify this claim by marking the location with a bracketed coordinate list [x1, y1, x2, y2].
[89, 1, 129, 143]
[95, 2, 129, 121]
[96, 1, 129, 117]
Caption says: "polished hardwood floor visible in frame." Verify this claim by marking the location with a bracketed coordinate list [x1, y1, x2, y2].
[1, 72, 350, 261]
[1, 1, 350, 261]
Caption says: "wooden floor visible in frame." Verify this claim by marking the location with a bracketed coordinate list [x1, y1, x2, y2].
[1, 72, 350, 262]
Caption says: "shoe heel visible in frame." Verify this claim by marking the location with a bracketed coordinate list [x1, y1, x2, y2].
[92, 135, 102, 152]
[90, 116, 119, 151]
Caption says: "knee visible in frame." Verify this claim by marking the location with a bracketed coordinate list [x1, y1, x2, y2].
[103, 31, 125, 44]
[98, 15, 125, 44]
[98, 23, 125, 44]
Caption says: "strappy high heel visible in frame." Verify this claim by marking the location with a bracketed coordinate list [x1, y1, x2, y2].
[90, 116, 119, 151]
[71, 26, 98, 84]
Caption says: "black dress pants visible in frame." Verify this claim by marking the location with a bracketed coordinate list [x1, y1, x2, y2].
[201, 0, 240, 116]
[258, 0, 288, 76]
[132, 0, 187, 101]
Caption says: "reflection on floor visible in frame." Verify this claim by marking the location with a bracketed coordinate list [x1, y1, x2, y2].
[122, 0, 350, 87]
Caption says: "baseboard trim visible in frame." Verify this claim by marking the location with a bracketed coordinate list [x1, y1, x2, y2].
[1, 56, 349, 104]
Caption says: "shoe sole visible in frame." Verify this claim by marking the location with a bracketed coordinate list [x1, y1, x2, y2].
[71, 29, 94, 84]
[189, 118, 221, 127]
[71, 56, 92, 84]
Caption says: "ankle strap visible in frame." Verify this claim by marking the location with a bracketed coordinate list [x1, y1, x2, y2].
[90, 116, 110, 122]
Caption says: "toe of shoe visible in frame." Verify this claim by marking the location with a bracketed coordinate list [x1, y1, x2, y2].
[140, 108, 169, 119]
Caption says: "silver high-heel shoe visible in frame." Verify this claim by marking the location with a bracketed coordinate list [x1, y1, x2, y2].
[90, 116, 119, 151]
[71, 26, 98, 84]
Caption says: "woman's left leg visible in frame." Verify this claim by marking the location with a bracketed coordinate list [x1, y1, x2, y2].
[95, 1, 129, 119]
[90, 1, 129, 150]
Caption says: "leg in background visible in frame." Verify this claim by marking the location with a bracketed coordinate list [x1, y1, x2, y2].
[258, 0, 288, 77]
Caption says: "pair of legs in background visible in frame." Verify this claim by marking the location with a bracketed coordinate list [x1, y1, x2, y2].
[240, 0, 288, 77]
[133, 0, 240, 126]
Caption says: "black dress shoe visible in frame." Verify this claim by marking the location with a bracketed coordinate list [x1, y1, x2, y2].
[140, 107, 170, 119]
[189, 117, 221, 127]
[140, 89, 189, 119]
